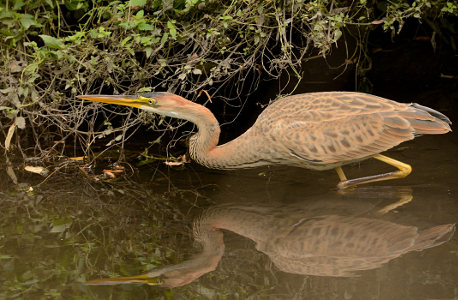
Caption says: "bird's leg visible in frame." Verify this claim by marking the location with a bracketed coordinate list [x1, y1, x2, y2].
[337, 154, 412, 189]
[335, 166, 348, 181]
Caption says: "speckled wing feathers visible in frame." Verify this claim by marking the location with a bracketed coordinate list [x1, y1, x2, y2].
[257, 92, 450, 167]
[266, 113, 413, 165]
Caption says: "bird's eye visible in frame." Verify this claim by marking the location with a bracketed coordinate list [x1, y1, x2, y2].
[148, 99, 155, 105]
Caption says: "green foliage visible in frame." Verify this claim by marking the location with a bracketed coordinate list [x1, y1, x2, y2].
[0, 0, 456, 160]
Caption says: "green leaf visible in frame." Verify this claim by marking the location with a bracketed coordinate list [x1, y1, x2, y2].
[169, 28, 177, 39]
[13, 1, 25, 10]
[130, 0, 147, 6]
[220, 16, 232, 21]
[137, 86, 152, 93]
[167, 21, 176, 39]
[145, 47, 153, 58]
[64, 31, 85, 42]
[334, 29, 342, 41]
[20, 14, 41, 29]
[39, 35, 65, 49]
[140, 36, 151, 44]
[65, 0, 88, 11]
[89, 29, 98, 38]
[136, 10, 144, 18]
[44, 0, 55, 8]
[139, 23, 154, 30]
[185, 0, 200, 9]
[161, 32, 169, 44]
[121, 36, 132, 46]
[254, 35, 259, 44]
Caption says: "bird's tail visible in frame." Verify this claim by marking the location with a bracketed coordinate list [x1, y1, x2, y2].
[401, 103, 452, 135]
[409, 224, 455, 252]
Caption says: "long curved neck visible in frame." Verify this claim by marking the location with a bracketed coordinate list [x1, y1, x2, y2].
[186, 103, 266, 169]
[142, 95, 267, 169]
[186, 104, 221, 165]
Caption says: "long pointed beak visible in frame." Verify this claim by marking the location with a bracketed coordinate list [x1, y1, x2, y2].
[86, 273, 163, 286]
[77, 95, 147, 109]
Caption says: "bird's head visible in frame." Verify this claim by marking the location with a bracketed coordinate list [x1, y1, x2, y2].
[77, 92, 196, 119]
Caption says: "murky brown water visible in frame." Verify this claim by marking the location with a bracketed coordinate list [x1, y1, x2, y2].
[1, 130, 457, 299]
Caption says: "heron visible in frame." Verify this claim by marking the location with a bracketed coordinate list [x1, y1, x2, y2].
[77, 92, 451, 188]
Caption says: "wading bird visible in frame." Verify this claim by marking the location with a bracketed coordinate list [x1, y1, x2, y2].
[77, 92, 451, 188]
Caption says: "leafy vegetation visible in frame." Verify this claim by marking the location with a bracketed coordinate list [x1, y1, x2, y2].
[0, 0, 456, 164]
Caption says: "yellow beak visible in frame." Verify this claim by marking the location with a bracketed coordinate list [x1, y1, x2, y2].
[77, 95, 155, 109]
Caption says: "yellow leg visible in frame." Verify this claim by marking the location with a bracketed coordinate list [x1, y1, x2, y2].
[337, 154, 412, 189]
[335, 166, 347, 181]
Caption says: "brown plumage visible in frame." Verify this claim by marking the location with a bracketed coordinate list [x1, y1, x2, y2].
[77, 91, 451, 188]
[256, 93, 450, 168]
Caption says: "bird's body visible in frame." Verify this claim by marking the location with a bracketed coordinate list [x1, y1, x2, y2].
[187, 91, 451, 171]
[77, 91, 451, 188]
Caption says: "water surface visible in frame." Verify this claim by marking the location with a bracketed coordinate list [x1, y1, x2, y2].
[0, 131, 457, 300]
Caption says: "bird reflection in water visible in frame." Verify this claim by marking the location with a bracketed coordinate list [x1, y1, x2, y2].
[86, 189, 455, 287]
